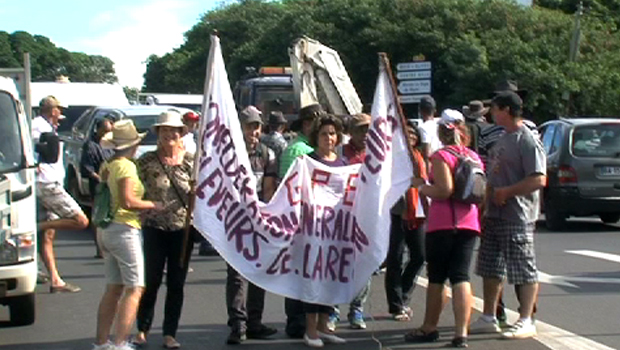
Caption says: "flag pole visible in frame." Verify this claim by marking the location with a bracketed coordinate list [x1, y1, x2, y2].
[179, 30, 219, 267]
[378, 52, 420, 178]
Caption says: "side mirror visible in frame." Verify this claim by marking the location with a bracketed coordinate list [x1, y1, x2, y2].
[35, 132, 60, 164]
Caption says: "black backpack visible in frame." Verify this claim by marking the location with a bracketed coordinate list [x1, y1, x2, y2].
[444, 148, 486, 205]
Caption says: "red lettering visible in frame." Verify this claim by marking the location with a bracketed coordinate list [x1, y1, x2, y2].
[284, 172, 301, 205]
[339, 247, 354, 283]
[343, 174, 358, 206]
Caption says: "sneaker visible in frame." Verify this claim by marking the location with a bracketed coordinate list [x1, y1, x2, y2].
[226, 330, 247, 345]
[317, 331, 347, 344]
[49, 283, 81, 293]
[114, 342, 136, 350]
[247, 324, 278, 339]
[91, 341, 114, 350]
[326, 312, 339, 332]
[501, 319, 537, 339]
[469, 317, 501, 334]
[303, 333, 324, 348]
[37, 271, 49, 284]
[348, 310, 366, 329]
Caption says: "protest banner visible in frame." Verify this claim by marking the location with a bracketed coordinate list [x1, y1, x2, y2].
[193, 37, 413, 304]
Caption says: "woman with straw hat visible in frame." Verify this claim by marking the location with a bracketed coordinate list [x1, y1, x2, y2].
[93, 119, 164, 350]
[134, 110, 195, 349]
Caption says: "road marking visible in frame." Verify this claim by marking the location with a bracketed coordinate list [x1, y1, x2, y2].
[416, 277, 615, 350]
[566, 250, 620, 264]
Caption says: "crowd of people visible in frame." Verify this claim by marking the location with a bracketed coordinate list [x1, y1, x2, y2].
[31, 78, 546, 350]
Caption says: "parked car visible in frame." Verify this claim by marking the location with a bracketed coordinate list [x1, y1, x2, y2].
[62, 105, 190, 207]
[539, 118, 620, 230]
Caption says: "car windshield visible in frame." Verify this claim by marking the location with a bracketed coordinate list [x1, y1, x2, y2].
[0, 92, 24, 174]
[255, 86, 296, 118]
[572, 124, 620, 157]
[126, 115, 159, 145]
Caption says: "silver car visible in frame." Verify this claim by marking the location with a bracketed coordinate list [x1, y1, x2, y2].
[539, 118, 620, 230]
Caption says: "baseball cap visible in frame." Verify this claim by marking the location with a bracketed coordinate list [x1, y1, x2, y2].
[239, 106, 263, 125]
[39, 95, 68, 109]
[350, 113, 371, 128]
[439, 109, 464, 125]
[492, 91, 522, 113]
[419, 95, 436, 110]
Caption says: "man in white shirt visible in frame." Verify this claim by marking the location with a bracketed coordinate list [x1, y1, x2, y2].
[33, 96, 89, 293]
[418, 95, 442, 161]
[181, 111, 199, 154]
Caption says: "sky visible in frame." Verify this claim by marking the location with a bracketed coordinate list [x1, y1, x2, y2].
[1, 0, 534, 89]
[0, 0, 228, 88]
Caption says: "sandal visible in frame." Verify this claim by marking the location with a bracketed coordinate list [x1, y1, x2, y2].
[404, 328, 439, 343]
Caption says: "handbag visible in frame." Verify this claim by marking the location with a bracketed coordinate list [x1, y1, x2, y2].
[92, 181, 117, 228]
[156, 155, 202, 243]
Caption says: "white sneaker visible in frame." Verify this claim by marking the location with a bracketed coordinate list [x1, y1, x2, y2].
[113, 342, 136, 350]
[317, 331, 347, 344]
[91, 341, 114, 350]
[502, 319, 537, 339]
[303, 334, 324, 348]
[469, 316, 501, 334]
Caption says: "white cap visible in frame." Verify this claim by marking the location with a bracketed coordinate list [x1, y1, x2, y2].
[439, 109, 464, 125]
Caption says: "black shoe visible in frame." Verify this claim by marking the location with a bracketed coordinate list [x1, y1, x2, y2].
[226, 330, 247, 345]
[404, 329, 439, 343]
[450, 337, 468, 348]
[247, 324, 277, 339]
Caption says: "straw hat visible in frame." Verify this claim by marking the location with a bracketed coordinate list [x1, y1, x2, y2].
[101, 119, 147, 150]
[151, 110, 188, 133]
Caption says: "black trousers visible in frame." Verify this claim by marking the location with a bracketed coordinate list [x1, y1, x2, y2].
[384, 215, 425, 314]
[137, 226, 193, 337]
[285, 298, 306, 338]
[226, 264, 266, 332]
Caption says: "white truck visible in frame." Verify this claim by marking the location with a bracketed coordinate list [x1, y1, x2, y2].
[0, 55, 59, 326]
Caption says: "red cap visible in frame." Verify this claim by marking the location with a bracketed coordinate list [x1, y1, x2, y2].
[183, 111, 200, 121]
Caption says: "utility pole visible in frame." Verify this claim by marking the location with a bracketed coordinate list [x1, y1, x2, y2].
[564, 1, 583, 116]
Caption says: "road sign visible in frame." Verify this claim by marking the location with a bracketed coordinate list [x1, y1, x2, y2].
[398, 94, 426, 104]
[396, 70, 431, 80]
[396, 61, 431, 71]
[397, 80, 431, 94]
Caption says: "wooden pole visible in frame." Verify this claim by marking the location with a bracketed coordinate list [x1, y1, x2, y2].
[179, 31, 219, 267]
[378, 52, 420, 178]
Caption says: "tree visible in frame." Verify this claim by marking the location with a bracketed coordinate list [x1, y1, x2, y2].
[0, 31, 118, 83]
[143, 0, 620, 120]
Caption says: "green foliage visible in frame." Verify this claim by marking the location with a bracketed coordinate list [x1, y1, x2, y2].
[0, 31, 117, 83]
[143, 0, 620, 120]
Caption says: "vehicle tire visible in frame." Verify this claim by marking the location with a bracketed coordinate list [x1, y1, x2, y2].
[9, 293, 35, 326]
[544, 202, 566, 231]
[599, 213, 620, 224]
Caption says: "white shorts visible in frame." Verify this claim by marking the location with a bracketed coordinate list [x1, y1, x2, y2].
[100, 223, 145, 287]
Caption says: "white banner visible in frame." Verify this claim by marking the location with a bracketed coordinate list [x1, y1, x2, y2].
[194, 38, 413, 304]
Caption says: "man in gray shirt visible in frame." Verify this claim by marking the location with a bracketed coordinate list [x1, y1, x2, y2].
[470, 91, 546, 340]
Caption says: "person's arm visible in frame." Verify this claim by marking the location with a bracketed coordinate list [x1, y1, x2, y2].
[263, 175, 277, 202]
[492, 174, 546, 206]
[419, 157, 453, 200]
[118, 177, 162, 211]
[80, 142, 100, 182]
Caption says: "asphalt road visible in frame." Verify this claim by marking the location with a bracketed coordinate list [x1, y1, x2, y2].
[0, 216, 618, 350]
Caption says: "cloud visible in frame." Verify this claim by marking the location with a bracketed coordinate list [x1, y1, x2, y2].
[82, 0, 197, 88]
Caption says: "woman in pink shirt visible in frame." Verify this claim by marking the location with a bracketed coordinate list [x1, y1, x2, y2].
[405, 109, 483, 348]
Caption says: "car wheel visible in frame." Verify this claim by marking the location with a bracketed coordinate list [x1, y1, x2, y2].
[599, 213, 620, 224]
[544, 201, 566, 231]
[9, 293, 35, 326]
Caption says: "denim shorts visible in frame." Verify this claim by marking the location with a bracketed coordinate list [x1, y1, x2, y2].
[100, 223, 145, 287]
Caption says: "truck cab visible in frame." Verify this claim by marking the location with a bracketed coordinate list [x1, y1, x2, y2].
[233, 67, 297, 123]
[0, 75, 41, 326]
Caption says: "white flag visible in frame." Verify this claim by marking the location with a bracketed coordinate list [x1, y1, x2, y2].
[193, 41, 413, 304]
